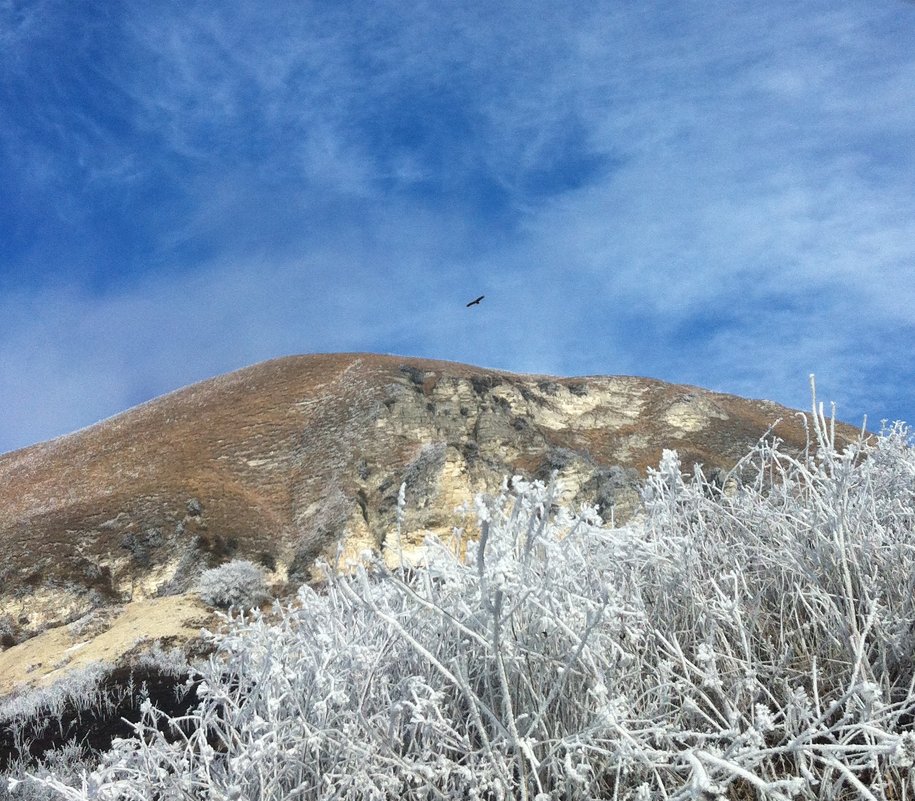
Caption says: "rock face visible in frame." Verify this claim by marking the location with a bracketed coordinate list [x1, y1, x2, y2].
[0, 353, 856, 693]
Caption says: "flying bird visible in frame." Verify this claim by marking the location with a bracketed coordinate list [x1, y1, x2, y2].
[466, 295, 485, 307]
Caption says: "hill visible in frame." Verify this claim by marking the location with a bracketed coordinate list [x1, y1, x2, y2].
[0, 354, 858, 699]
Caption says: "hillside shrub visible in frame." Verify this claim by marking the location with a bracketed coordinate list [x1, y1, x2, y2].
[196, 559, 269, 610]
[15, 402, 915, 800]
[0, 616, 16, 650]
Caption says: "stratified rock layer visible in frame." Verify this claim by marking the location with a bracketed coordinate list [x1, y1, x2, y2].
[0, 354, 854, 663]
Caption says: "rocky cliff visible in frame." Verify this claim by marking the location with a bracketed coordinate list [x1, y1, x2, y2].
[0, 353, 857, 699]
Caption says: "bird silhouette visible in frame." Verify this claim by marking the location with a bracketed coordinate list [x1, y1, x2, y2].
[466, 295, 485, 307]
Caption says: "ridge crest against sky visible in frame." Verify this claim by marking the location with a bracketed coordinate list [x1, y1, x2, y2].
[1, 0, 914, 453]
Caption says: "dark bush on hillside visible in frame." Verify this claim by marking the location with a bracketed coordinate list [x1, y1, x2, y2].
[0, 616, 17, 650]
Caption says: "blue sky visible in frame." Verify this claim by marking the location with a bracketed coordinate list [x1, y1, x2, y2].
[2, 0, 914, 454]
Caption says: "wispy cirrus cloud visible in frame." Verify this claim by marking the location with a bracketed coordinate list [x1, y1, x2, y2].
[1, 0, 913, 453]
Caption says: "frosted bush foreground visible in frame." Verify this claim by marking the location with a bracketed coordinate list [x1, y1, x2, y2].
[197, 559, 270, 610]
[12, 416, 915, 800]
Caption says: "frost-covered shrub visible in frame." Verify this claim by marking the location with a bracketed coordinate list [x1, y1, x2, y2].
[2, 742, 94, 801]
[197, 559, 269, 610]
[0, 663, 116, 745]
[133, 642, 191, 678]
[1, 657, 199, 792]
[0, 663, 128, 789]
[18, 400, 915, 800]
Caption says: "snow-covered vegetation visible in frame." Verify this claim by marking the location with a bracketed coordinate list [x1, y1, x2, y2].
[196, 559, 271, 611]
[7, 396, 915, 799]
[0, 651, 191, 801]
